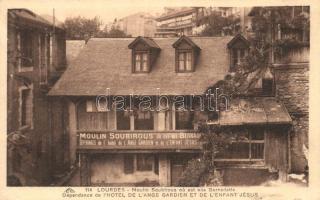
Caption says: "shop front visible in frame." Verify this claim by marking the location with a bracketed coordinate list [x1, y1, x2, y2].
[77, 131, 202, 186]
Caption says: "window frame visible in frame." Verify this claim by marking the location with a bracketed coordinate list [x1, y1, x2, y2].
[230, 47, 247, 70]
[115, 109, 155, 131]
[215, 127, 265, 162]
[86, 100, 108, 112]
[38, 33, 49, 84]
[18, 84, 33, 129]
[175, 110, 195, 130]
[176, 50, 194, 73]
[133, 50, 150, 73]
[134, 110, 154, 130]
[17, 29, 34, 72]
[123, 154, 157, 174]
[262, 78, 275, 96]
[116, 110, 131, 130]
[136, 154, 154, 172]
[77, 100, 109, 131]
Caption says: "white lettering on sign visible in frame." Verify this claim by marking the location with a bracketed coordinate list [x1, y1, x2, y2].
[77, 132, 202, 150]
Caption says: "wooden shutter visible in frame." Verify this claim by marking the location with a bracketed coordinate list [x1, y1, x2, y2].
[124, 154, 134, 174]
[154, 155, 159, 175]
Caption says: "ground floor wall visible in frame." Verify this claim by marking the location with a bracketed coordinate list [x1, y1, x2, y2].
[90, 154, 159, 186]
[289, 114, 308, 173]
[78, 152, 198, 186]
[274, 64, 309, 173]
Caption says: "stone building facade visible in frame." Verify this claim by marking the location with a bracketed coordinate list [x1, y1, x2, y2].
[110, 12, 157, 37]
[274, 63, 309, 172]
[7, 9, 67, 185]
[249, 6, 310, 173]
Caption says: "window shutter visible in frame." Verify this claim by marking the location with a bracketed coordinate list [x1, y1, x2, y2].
[154, 155, 159, 175]
[86, 100, 94, 112]
[124, 154, 134, 174]
[262, 78, 274, 96]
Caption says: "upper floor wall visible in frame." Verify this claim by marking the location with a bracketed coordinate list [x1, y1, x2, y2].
[7, 9, 67, 86]
[49, 36, 233, 96]
[7, 9, 67, 132]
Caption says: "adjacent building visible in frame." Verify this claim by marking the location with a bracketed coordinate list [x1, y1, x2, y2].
[49, 35, 293, 186]
[155, 7, 244, 37]
[110, 12, 157, 37]
[7, 9, 67, 185]
[248, 6, 309, 173]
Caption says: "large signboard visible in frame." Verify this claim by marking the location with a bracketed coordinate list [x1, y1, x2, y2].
[77, 131, 202, 150]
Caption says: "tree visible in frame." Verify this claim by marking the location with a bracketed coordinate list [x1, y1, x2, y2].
[200, 11, 240, 36]
[107, 27, 128, 38]
[62, 16, 102, 40]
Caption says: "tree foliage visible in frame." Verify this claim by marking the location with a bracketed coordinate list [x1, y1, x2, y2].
[107, 27, 129, 38]
[177, 158, 208, 187]
[178, 6, 310, 187]
[62, 17, 130, 40]
[200, 11, 240, 36]
[63, 16, 102, 40]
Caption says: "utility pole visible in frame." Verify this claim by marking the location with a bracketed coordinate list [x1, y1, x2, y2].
[53, 8, 55, 34]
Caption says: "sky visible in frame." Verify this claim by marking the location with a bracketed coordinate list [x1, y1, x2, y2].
[2, 0, 307, 26]
[2, 0, 187, 25]
[3, 0, 258, 25]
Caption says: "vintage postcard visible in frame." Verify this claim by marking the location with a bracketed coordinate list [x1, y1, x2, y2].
[1, 0, 320, 199]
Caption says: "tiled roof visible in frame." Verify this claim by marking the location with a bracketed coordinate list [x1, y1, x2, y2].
[207, 97, 292, 125]
[128, 36, 160, 49]
[66, 40, 86, 65]
[8, 9, 63, 30]
[172, 35, 201, 50]
[49, 36, 233, 96]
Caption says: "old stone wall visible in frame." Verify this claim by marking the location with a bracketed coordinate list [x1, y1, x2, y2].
[274, 64, 309, 173]
[7, 15, 67, 185]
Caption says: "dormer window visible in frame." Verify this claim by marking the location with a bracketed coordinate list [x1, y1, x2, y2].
[135, 51, 148, 72]
[128, 36, 160, 73]
[178, 51, 192, 71]
[173, 36, 201, 73]
[262, 68, 275, 96]
[232, 48, 246, 67]
[227, 34, 250, 70]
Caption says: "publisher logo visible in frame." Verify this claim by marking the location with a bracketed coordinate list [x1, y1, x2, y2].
[64, 187, 76, 193]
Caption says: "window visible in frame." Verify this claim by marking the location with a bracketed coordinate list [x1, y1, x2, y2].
[134, 111, 154, 130]
[178, 51, 192, 72]
[137, 154, 154, 171]
[216, 127, 265, 161]
[19, 86, 33, 128]
[124, 154, 134, 174]
[173, 36, 200, 72]
[39, 33, 48, 84]
[86, 100, 108, 112]
[231, 48, 246, 69]
[116, 109, 155, 131]
[262, 78, 274, 96]
[128, 37, 160, 73]
[134, 52, 149, 72]
[123, 154, 158, 174]
[117, 110, 131, 130]
[77, 101, 108, 130]
[175, 111, 194, 130]
[18, 30, 33, 70]
[227, 35, 250, 70]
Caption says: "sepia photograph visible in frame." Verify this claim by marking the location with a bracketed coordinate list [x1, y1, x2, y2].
[2, 0, 320, 199]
